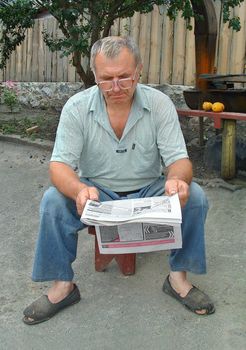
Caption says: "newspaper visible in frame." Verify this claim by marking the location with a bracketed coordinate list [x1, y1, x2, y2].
[81, 194, 182, 254]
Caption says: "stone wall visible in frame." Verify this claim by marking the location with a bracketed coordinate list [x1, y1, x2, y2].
[14, 82, 189, 111]
[16, 82, 85, 111]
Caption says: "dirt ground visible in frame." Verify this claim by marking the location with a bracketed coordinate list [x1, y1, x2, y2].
[0, 107, 59, 142]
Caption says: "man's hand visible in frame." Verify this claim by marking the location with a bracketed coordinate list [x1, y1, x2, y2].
[165, 158, 192, 207]
[76, 186, 99, 216]
[165, 178, 190, 208]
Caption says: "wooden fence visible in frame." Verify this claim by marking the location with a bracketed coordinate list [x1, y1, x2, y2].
[0, 1, 246, 85]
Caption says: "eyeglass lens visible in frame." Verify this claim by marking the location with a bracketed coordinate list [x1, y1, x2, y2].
[99, 78, 133, 91]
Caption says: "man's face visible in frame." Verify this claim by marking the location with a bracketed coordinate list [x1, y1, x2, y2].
[94, 48, 141, 106]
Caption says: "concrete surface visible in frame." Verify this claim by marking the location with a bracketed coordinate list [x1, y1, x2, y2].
[0, 139, 245, 350]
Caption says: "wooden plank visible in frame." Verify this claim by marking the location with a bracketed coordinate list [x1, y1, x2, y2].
[56, 44, 64, 81]
[184, 18, 196, 85]
[32, 20, 39, 81]
[138, 12, 152, 83]
[217, 9, 232, 74]
[3, 55, 9, 80]
[172, 13, 186, 84]
[119, 17, 131, 36]
[44, 18, 53, 82]
[130, 12, 140, 44]
[67, 54, 76, 83]
[0, 25, 3, 81]
[160, 7, 174, 84]
[51, 19, 58, 82]
[38, 19, 45, 82]
[0, 67, 4, 81]
[9, 51, 16, 81]
[213, 0, 222, 70]
[177, 109, 246, 128]
[148, 5, 163, 84]
[0, 70, 4, 81]
[26, 27, 33, 82]
[21, 33, 27, 81]
[61, 53, 68, 82]
[110, 18, 120, 36]
[230, 5, 246, 74]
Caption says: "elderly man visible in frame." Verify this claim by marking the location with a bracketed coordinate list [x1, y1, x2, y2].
[23, 36, 214, 325]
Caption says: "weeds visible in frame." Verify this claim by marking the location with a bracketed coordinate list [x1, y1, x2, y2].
[0, 108, 60, 141]
[1, 80, 20, 111]
[0, 115, 54, 140]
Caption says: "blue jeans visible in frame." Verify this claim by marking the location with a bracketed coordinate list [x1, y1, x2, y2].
[32, 176, 208, 281]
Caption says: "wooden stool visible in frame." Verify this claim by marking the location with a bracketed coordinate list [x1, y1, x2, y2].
[88, 226, 136, 275]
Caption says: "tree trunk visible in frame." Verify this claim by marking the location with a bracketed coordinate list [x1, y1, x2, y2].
[72, 51, 95, 88]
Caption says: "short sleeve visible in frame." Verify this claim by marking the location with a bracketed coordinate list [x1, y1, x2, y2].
[50, 99, 84, 170]
[153, 92, 188, 167]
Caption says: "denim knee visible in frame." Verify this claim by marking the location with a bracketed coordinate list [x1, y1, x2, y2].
[40, 186, 77, 219]
[186, 182, 209, 211]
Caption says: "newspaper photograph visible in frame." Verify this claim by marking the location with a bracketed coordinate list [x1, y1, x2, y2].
[81, 194, 181, 226]
[95, 222, 182, 254]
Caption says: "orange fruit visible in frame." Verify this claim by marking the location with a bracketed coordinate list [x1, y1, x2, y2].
[202, 101, 213, 111]
[212, 102, 225, 112]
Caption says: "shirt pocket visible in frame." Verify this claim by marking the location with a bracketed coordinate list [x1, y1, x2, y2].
[131, 140, 161, 176]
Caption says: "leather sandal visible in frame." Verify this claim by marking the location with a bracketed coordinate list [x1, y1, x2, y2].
[162, 275, 215, 315]
[23, 284, 81, 325]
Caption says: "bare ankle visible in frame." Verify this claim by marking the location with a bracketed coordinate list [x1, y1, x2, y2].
[169, 271, 187, 282]
[169, 271, 192, 297]
[48, 281, 74, 303]
[53, 281, 74, 289]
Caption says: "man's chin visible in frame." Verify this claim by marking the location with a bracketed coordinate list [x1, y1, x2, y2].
[105, 96, 126, 105]
[110, 94, 126, 100]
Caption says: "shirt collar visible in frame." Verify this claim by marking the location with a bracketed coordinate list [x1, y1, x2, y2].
[133, 84, 151, 112]
[88, 84, 151, 118]
[87, 84, 151, 141]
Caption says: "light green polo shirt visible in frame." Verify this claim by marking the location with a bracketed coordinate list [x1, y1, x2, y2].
[51, 84, 188, 192]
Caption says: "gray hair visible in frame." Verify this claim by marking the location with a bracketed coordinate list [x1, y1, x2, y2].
[90, 36, 142, 73]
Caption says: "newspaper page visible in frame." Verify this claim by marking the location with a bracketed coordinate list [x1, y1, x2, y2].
[81, 194, 182, 254]
[81, 194, 181, 226]
[95, 222, 182, 254]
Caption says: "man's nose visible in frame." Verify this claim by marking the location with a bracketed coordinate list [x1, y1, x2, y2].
[112, 80, 121, 92]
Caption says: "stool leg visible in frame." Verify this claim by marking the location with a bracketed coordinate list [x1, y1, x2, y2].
[89, 226, 136, 275]
[94, 236, 114, 272]
[115, 254, 136, 275]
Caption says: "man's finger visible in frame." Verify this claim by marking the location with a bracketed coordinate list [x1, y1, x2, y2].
[170, 189, 177, 195]
[88, 187, 99, 201]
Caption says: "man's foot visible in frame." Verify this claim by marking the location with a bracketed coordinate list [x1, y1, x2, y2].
[23, 281, 80, 325]
[163, 271, 215, 315]
[47, 281, 74, 303]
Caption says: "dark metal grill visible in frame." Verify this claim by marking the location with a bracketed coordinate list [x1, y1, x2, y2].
[183, 74, 246, 113]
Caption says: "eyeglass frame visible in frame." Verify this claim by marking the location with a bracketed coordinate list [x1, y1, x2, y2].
[95, 66, 139, 92]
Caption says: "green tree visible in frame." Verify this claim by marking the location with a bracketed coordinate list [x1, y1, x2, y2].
[0, 0, 244, 87]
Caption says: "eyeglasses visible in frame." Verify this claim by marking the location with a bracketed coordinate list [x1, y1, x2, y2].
[96, 67, 138, 92]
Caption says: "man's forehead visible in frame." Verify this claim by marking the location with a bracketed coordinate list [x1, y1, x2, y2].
[95, 48, 135, 67]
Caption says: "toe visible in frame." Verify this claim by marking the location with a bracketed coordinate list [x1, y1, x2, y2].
[23, 316, 35, 324]
[195, 309, 207, 315]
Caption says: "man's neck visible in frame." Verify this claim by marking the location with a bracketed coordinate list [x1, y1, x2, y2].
[106, 98, 133, 114]
[106, 99, 134, 140]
